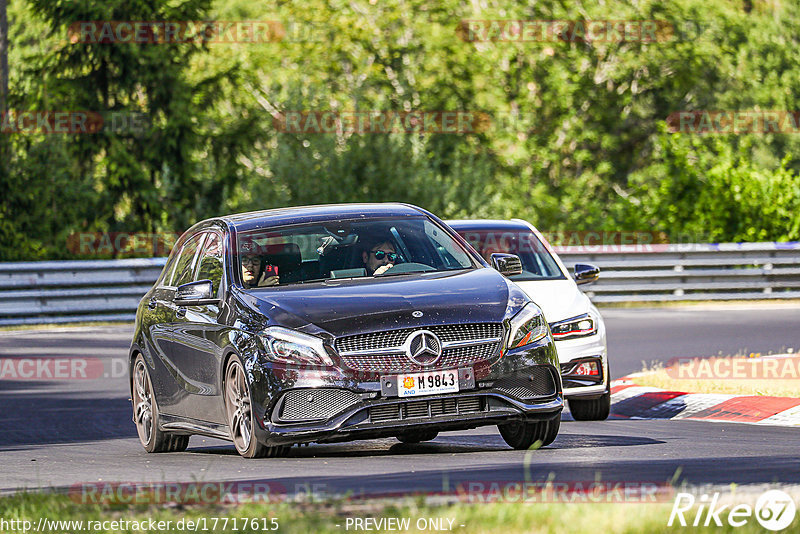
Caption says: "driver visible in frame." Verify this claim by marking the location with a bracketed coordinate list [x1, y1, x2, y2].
[362, 238, 398, 276]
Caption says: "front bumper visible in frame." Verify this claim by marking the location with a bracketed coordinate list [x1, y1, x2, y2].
[261, 390, 563, 446]
[245, 338, 563, 446]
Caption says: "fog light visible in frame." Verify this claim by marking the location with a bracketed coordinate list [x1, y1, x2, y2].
[573, 361, 600, 376]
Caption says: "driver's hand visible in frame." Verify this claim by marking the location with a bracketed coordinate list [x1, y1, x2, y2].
[257, 272, 280, 286]
[373, 263, 394, 276]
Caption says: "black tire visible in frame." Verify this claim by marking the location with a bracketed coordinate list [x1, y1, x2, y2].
[223, 355, 290, 459]
[498, 415, 560, 450]
[397, 430, 439, 443]
[569, 392, 611, 421]
[132, 354, 190, 453]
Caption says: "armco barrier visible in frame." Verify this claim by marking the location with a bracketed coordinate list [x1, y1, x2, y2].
[0, 242, 798, 326]
[0, 258, 166, 326]
[554, 241, 800, 303]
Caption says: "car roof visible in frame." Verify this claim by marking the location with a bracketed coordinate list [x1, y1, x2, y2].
[209, 203, 428, 233]
[446, 219, 533, 232]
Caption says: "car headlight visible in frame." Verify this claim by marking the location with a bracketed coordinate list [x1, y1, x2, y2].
[507, 303, 549, 349]
[259, 327, 333, 366]
[549, 313, 598, 340]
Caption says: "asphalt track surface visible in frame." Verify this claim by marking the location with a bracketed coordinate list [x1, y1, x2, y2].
[1, 306, 799, 497]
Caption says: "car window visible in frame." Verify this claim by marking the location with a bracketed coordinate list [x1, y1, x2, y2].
[157, 247, 181, 287]
[457, 228, 566, 281]
[425, 220, 474, 269]
[169, 233, 206, 287]
[237, 217, 477, 287]
[195, 232, 224, 296]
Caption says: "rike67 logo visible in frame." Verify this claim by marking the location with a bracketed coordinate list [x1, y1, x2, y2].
[669, 490, 796, 530]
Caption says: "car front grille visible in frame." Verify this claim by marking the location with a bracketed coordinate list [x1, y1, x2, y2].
[277, 388, 362, 422]
[492, 367, 557, 399]
[335, 323, 504, 373]
[369, 396, 486, 423]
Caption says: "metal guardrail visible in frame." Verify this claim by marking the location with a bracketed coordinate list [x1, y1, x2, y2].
[0, 242, 799, 325]
[555, 241, 800, 303]
[0, 258, 166, 326]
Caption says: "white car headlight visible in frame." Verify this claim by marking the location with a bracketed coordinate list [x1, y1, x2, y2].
[549, 312, 598, 340]
[259, 327, 333, 366]
[507, 303, 549, 349]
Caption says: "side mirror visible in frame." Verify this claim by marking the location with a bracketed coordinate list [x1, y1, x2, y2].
[573, 263, 600, 285]
[490, 253, 523, 277]
[174, 280, 219, 306]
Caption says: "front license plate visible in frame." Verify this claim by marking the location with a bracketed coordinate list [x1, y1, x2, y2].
[397, 370, 459, 398]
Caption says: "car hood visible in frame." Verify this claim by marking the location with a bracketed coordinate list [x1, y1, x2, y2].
[240, 268, 523, 339]
[512, 279, 590, 324]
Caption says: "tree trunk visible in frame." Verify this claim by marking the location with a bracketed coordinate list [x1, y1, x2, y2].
[0, 0, 8, 112]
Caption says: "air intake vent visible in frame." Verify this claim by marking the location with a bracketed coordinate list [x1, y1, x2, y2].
[277, 388, 362, 422]
[369, 397, 486, 423]
[493, 368, 556, 399]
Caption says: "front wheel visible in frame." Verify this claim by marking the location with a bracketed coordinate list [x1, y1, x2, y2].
[224, 355, 290, 459]
[568, 392, 611, 421]
[132, 354, 189, 453]
[498, 415, 560, 450]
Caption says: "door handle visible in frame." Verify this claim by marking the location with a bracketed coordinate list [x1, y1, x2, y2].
[148, 298, 157, 309]
[176, 307, 187, 318]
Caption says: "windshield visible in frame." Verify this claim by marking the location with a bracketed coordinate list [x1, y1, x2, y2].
[456, 228, 566, 281]
[237, 217, 477, 288]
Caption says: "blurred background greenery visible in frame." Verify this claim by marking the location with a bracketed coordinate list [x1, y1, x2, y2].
[0, 0, 799, 260]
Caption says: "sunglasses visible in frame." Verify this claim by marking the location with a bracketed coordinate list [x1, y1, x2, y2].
[370, 250, 398, 262]
[242, 256, 260, 266]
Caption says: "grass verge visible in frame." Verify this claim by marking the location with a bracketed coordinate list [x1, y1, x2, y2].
[1, 492, 797, 533]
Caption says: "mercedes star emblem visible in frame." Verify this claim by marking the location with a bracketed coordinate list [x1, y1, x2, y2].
[404, 330, 443, 366]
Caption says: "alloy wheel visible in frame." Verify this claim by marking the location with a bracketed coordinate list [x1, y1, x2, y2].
[225, 360, 253, 453]
[133, 359, 154, 445]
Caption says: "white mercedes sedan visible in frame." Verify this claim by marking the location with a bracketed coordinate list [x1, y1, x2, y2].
[448, 219, 610, 420]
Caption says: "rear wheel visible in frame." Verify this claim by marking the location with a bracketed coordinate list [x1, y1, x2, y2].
[397, 430, 439, 443]
[569, 392, 611, 421]
[498, 415, 560, 450]
[224, 355, 290, 459]
[132, 355, 189, 453]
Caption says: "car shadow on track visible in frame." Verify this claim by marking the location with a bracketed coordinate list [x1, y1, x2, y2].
[185, 432, 664, 459]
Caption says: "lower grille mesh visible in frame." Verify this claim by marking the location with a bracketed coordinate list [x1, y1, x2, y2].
[493, 367, 556, 399]
[278, 388, 361, 422]
[370, 396, 486, 423]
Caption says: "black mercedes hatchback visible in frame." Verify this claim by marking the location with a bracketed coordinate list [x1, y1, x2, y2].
[129, 203, 563, 458]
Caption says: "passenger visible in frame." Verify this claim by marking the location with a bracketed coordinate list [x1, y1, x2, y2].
[240, 243, 279, 287]
[361, 238, 398, 276]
